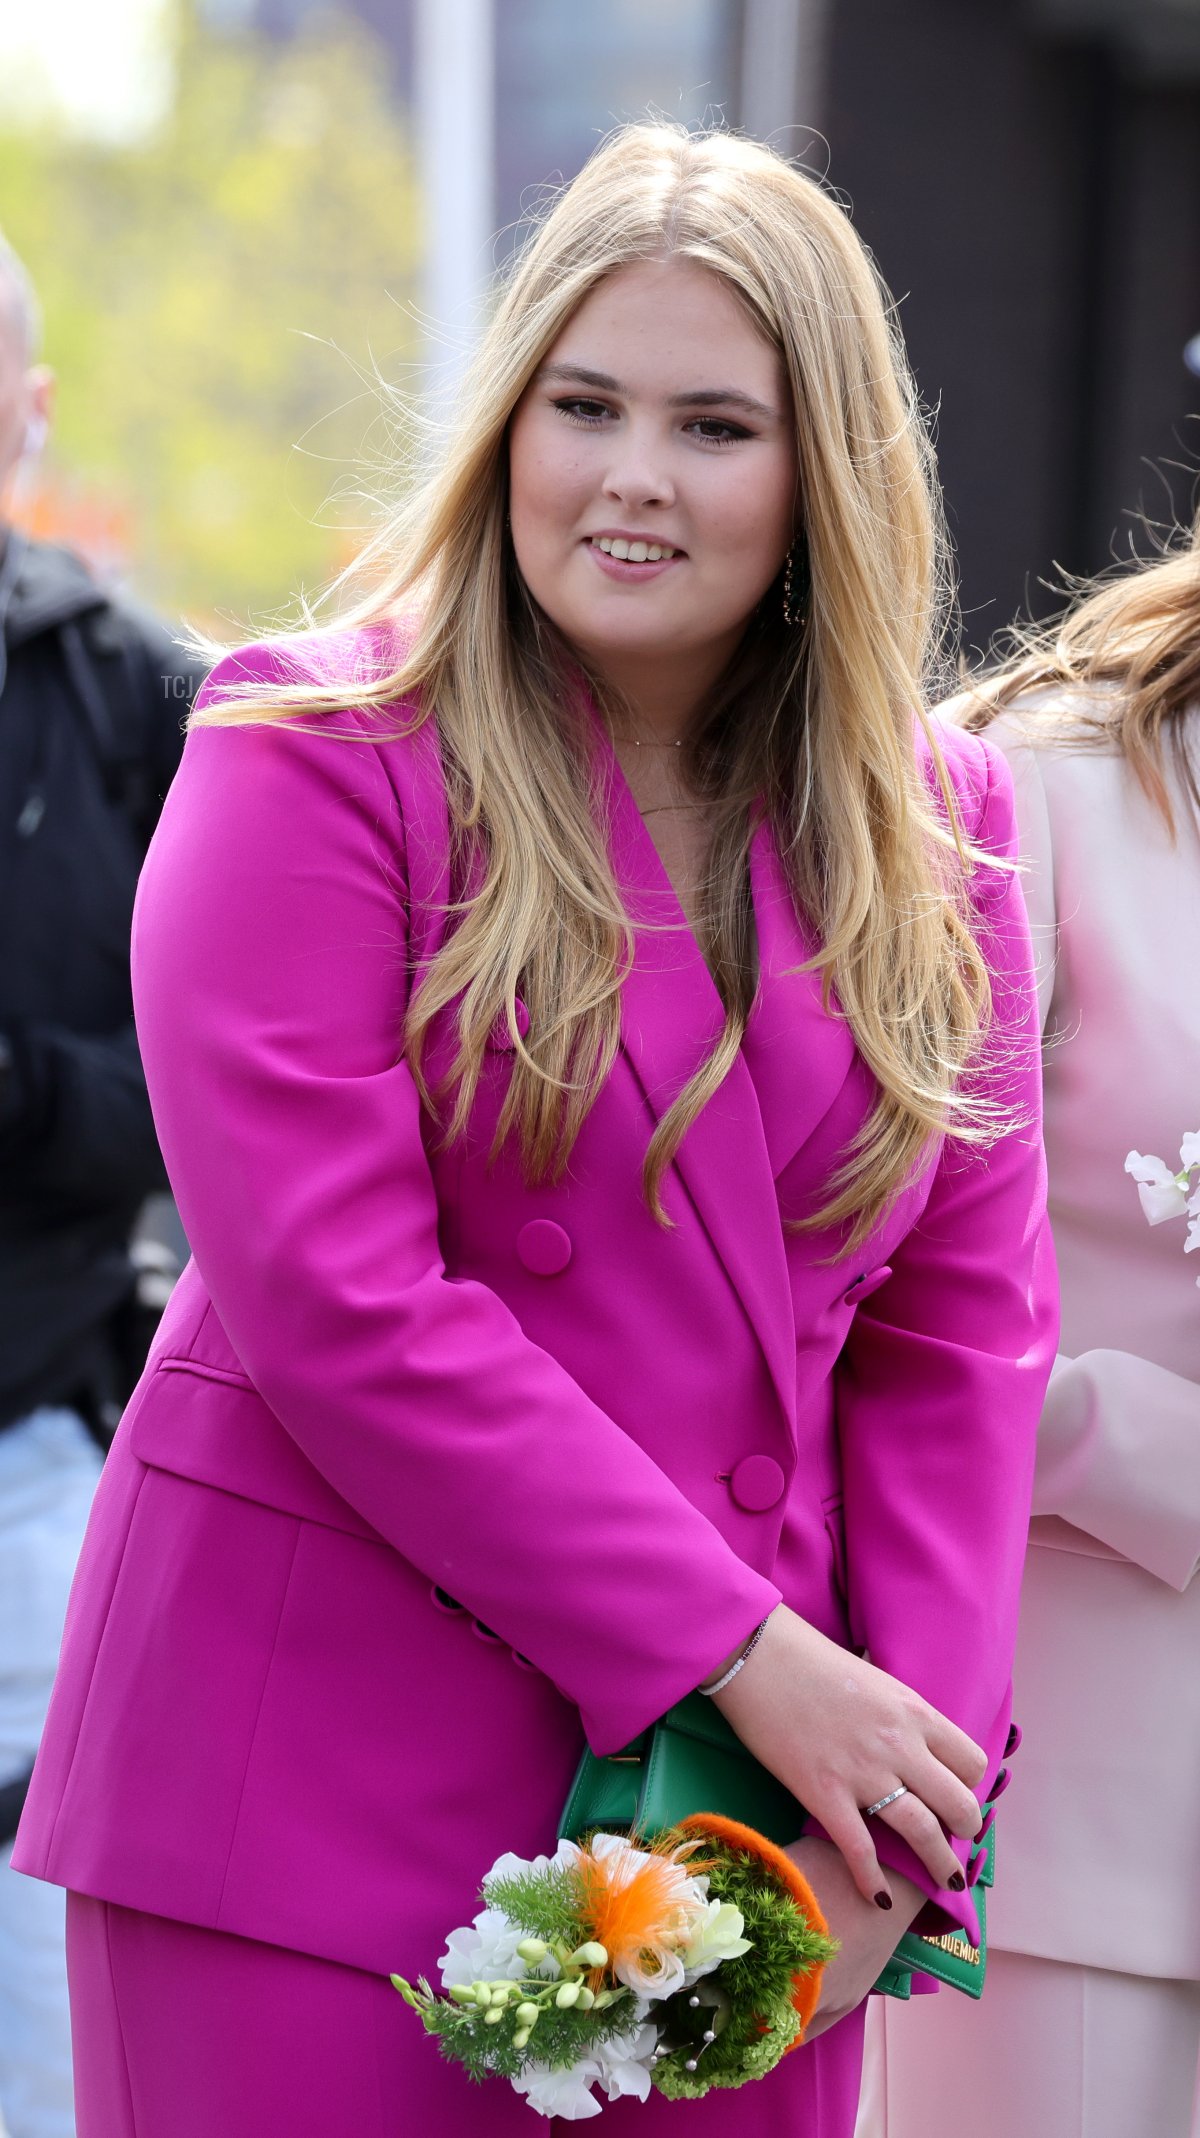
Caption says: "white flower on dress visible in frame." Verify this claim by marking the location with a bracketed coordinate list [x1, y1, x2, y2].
[1126, 1139, 1200, 1282]
[1124, 1149, 1192, 1225]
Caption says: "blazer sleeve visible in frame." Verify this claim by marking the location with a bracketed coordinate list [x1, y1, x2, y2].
[989, 715, 1200, 1594]
[131, 648, 779, 1756]
[833, 736, 1059, 1935]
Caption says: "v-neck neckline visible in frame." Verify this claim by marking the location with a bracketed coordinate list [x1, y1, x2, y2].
[588, 699, 752, 999]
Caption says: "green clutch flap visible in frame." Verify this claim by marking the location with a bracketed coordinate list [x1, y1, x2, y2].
[561, 1692, 994, 2002]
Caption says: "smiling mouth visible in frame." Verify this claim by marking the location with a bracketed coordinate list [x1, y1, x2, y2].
[587, 536, 680, 563]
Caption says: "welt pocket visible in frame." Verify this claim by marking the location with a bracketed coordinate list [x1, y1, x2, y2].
[130, 1361, 380, 1543]
[158, 1356, 255, 1391]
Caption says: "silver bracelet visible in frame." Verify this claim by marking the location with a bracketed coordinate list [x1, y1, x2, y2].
[698, 1614, 773, 1697]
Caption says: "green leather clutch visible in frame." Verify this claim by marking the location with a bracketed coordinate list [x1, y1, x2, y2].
[561, 1692, 994, 2001]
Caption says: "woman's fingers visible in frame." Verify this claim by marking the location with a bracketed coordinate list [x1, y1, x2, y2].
[922, 1708, 988, 1790]
[877, 1789, 964, 1891]
[818, 1798, 891, 1910]
[904, 1748, 983, 1841]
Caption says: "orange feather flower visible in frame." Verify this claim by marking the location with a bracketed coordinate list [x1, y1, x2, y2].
[575, 1835, 707, 1999]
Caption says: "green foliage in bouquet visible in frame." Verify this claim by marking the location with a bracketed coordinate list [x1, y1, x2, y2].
[393, 1974, 640, 2086]
[483, 1864, 589, 1950]
[646, 1831, 836, 2098]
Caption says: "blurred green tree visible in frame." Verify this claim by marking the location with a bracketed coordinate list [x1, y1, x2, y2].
[0, 3, 420, 628]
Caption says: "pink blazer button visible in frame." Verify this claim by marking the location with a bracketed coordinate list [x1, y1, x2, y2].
[729, 1454, 786, 1512]
[516, 1219, 573, 1276]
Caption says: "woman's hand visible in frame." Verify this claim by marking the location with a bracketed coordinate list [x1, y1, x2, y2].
[711, 1604, 985, 1905]
[784, 1837, 923, 2039]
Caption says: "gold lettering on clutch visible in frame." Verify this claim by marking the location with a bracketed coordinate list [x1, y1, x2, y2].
[921, 1932, 981, 1966]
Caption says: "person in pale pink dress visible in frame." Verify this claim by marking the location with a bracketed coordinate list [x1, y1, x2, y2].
[858, 533, 1200, 2137]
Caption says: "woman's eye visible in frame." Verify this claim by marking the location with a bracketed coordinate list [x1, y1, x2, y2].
[686, 418, 750, 446]
[553, 398, 611, 427]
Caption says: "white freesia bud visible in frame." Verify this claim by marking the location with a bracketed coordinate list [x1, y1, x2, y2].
[574, 1985, 596, 2011]
[474, 1983, 493, 2008]
[516, 1938, 549, 1965]
[483, 2006, 505, 2026]
[513, 2026, 532, 2050]
[570, 1941, 609, 1969]
[515, 2003, 540, 2027]
[555, 1980, 582, 2008]
[448, 1983, 477, 2005]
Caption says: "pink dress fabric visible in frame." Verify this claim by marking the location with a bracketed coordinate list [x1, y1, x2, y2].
[15, 629, 1057, 2135]
[66, 1895, 868, 2137]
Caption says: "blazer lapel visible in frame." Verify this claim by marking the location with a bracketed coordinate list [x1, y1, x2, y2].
[593, 730, 797, 1431]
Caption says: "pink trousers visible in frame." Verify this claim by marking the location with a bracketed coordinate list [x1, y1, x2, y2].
[67, 1894, 866, 2137]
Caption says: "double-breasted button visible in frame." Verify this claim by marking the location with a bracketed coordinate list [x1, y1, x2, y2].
[516, 1219, 572, 1276]
[489, 997, 531, 1051]
[729, 1454, 786, 1512]
[841, 1264, 893, 1307]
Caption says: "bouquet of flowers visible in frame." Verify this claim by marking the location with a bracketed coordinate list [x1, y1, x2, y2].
[1126, 1134, 1200, 1282]
[392, 1814, 835, 2121]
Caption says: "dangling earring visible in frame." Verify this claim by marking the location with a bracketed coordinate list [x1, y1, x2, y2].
[782, 541, 808, 628]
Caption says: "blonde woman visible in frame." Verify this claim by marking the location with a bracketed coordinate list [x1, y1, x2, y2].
[859, 537, 1200, 2136]
[15, 126, 1055, 2136]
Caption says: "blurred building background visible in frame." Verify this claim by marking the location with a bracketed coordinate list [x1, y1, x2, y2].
[2, 0, 1199, 647]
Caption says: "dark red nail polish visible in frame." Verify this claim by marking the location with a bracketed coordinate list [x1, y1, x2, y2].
[947, 1871, 966, 1892]
[874, 1891, 892, 1910]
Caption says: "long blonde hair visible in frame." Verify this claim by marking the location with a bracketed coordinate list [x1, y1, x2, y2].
[194, 122, 1004, 1246]
[960, 518, 1200, 836]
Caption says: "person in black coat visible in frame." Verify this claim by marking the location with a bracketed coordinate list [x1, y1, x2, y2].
[0, 229, 204, 2138]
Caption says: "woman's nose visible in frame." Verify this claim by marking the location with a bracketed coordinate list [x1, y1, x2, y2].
[600, 427, 676, 511]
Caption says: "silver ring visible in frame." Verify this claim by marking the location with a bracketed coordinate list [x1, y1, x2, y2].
[864, 1786, 909, 1818]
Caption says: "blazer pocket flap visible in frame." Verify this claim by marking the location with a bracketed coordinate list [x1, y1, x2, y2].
[130, 1362, 381, 1543]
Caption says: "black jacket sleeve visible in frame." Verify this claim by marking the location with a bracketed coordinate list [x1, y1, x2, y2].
[0, 607, 205, 1210]
[0, 1016, 167, 1207]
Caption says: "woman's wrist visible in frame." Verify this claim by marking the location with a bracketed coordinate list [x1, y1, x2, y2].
[696, 1607, 778, 1696]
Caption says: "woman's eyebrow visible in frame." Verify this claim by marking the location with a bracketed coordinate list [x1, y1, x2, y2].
[537, 362, 779, 422]
[668, 386, 779, 421]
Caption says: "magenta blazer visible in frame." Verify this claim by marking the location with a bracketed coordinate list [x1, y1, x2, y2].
[16, 629, 1056, 1989]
